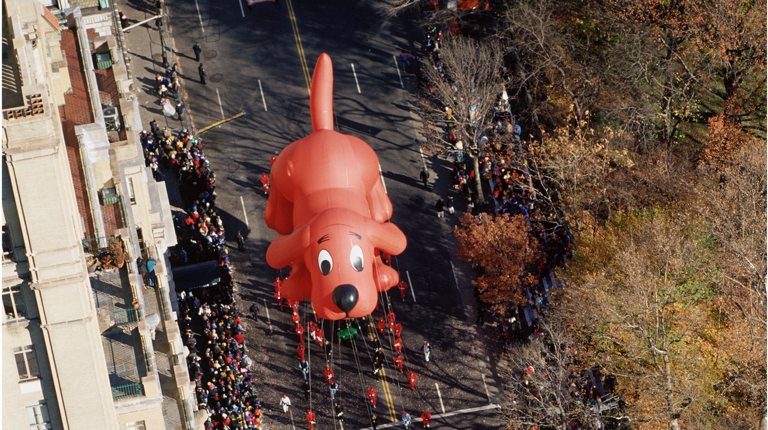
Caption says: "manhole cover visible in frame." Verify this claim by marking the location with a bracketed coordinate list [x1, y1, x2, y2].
[152, 53, 163, 61]
[204, 50, 217, 59]
[210, 73, 223, 83]
[228, 162, 238, 171]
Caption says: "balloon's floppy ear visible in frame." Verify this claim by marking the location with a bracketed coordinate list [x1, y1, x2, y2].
[365, 218, 407, 255]
[266, 224, 311, 269]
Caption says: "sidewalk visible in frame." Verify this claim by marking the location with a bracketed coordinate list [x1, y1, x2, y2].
[112, 2, 197, 428]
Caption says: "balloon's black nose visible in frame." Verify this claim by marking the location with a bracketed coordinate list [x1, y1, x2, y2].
[332, 284, 359, 317]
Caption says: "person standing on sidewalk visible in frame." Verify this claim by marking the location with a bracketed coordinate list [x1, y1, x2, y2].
[198, 63, 206, 84]
[447, 194, 455, 214]
[237, 231, 245, 251]
[435, 199, 445, 218]
[176, 101, 185, 121]
[420, 168, 430, 190]
[193, 42, 202, 62]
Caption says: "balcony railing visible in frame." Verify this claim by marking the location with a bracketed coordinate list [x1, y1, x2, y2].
[180, 395, 193, 430]
[111, 381, 144, 400]
[160, 288, 172, 321]
[82, 235, 116, 252]
[113, 307, 142, 326]
[142, 335, 153, 373]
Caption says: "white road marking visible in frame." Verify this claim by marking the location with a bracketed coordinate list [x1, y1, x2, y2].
[194, 0, 205, 34]
[450, 261, 460, 292]
[351, 63, 361, 94]
[378, 163, 388, 194]
[216, 88, 225, 119]
[393, 55, 404, 89]
[364, 404, 500, 429]
[289, 408, 295, 430]
[258, 80, 268, 111]
[240, 196, 249, 227]
[481, 374, 491, 403]
[238, 0, 245, 17]
[263, 299, 273, 333]
[436, 383, 445, 413]
[406, 270, 416, 303]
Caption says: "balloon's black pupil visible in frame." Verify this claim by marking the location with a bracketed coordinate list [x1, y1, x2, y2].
[321, 260, 331, 274]
[352, 257, 362, 271]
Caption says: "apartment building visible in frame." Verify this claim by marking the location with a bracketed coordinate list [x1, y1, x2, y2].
[2, 1, 194, 428]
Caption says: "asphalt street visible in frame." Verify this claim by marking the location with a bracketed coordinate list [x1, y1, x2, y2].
[116, 0, 509, 428]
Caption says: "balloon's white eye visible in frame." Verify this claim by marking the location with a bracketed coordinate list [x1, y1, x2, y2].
[350, 245, 364, 272]
[318, 249, 333, 275]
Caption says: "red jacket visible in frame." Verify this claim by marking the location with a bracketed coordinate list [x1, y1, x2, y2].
[366, 387, 377, 400]
[421, 411, 432, 424]
[393, 337, 403, 352]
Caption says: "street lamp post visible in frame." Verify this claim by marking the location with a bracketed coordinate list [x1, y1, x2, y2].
[156, 15, 169, 69]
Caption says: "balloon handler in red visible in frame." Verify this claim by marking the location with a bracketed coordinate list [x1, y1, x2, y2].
[260, 172, 270, 195]
[366, 386, 377, 408]
[407, 370, 418, 390]
[265, 53, 408, 320]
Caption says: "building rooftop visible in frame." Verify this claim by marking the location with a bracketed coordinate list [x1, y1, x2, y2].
[59, 27, 125, 241]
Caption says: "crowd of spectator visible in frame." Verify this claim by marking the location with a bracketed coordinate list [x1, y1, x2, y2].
[141, 118, 259, 429]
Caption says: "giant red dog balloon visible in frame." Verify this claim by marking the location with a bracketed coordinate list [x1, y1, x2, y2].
[265, 53, 407, 320]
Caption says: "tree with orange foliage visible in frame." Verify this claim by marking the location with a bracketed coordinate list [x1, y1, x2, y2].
[453, 212, 537, 311]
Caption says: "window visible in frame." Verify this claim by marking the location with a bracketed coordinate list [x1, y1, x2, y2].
[127, 178, 136, 205]
[26, 401, 51, 430]
[2, 224, 14, 261]
[14, 346, 40, 380]
[3, 284, 26, 320]
[126, 421, 146, 430]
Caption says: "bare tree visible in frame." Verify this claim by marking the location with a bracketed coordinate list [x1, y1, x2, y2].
[696, 139, 767, 429]
[502, 0, 601, 126]
[502, 317, 603, 430]
[419, 36, 504, 204]
[561, 214, 724, 430]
